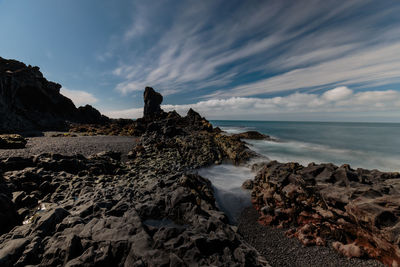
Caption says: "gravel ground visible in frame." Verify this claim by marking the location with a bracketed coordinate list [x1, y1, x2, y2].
[0, 134, 138, 161]
[238, 207, 384, 267]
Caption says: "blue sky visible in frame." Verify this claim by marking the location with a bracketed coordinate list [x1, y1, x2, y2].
[1, 0, 400, 122]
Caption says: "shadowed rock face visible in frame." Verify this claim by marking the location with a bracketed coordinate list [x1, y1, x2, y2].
[143, 86, 163, 118]
[250, 160, 400, 266]
[0, 57, 109, 133]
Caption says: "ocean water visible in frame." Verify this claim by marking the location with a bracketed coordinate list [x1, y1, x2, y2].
[197, 164, 254, 223]
[198, 120, 400, 222]
[212, 120, 400, 172]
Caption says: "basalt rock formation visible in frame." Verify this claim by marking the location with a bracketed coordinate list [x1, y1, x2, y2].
[250, 160, 400, 266]
[130, 91, 256, 165]
[143, 86, 164, 118]
[0, 57, 109, 133]
[0, 153, 266, 266]
[0, 87, 266, 266]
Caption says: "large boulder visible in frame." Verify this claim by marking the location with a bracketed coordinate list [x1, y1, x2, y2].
[0, 57, 109, 132]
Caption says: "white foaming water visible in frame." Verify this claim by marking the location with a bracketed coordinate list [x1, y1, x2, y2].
[219, 126, 254, 134]
[246, 139, 400, 172]
[215, 121, 400, 172]
[197, 164, 257, 223]
[200, 122, 400, 224]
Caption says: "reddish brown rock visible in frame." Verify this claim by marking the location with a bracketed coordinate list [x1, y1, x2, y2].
[251, 160, 400, 266]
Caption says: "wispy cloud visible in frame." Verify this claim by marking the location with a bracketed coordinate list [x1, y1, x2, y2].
[104, 87, 400, 121]
[211, 41, 400, 98]
[111, 0, 400, 100]
[60, 88, 98, 107]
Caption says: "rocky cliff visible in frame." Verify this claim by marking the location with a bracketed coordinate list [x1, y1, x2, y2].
[0, 57, 109, 133]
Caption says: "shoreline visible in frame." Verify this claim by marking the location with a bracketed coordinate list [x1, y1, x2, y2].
[0, 134, 395, 266]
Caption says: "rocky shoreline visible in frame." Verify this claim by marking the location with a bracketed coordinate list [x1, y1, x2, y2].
[1, 57, 399, 266]
[0, 85, 267, 266]
[250, 160, 400, 266]
[238, 206, 383, 267]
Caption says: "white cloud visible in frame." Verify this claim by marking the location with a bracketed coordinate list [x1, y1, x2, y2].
[103, 107, 142, 119]
[322, 86, 352, 101]
[104, 87, 400, 120]
[60, 88, 98, 107]
[112, 0, 400, 99]
[212, 41, 400, 98]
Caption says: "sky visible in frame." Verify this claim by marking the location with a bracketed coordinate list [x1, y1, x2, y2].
[1, 0, 400, 122]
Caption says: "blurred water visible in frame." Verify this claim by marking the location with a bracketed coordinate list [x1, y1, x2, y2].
[212, 120, 400, 172]
[199, 120, 400, 222]
[197, 164, 255, 223]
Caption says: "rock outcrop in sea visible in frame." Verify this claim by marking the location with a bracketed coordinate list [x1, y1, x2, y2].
[250, 161, 400, 266]
[0, 82, 266, 266]
[0, 57, 109, 133]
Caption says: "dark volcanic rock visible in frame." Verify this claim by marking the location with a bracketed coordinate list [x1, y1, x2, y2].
[0, 153, 265, 266]
[0, 87, 266, 266]
[143, 86, 164, 118]
[69, 119, 138, 136]
[76, 105, 109, 125]
[0, 134, 27, 149]
[233, 131, 275, 141]
[251, 160, 400, 266]
[0, 57, 109, 132]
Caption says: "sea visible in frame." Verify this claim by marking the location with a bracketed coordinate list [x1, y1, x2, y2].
[197, 120, 400, 223]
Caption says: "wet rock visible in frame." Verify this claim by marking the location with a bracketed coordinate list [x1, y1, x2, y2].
[242, 179, 254, 190]
[233, 131, 274, 141]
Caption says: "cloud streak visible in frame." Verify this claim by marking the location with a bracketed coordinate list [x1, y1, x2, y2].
[111, 0, 400, 102]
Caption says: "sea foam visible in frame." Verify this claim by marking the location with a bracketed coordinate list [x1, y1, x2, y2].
[197, 164, 257, 223]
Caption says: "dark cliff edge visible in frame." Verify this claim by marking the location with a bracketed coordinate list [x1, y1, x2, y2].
[0, 57, 109, 133]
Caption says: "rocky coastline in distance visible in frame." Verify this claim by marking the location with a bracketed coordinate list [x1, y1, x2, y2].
[0, 57, 398, 266]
